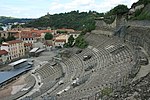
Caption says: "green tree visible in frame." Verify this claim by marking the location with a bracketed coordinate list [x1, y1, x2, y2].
[0, 37, 6, 44]
[6, 35, 16, 41]
[68, 35, 74, 47]
[45, 33, 53, 40]
[0, 26, 3, 31]
[112, 4, 128, 15]
[75, 35, 88, 49]
[104, 4, 128, 17]
[24, 10, 103, 31]
[0, 38, 2, 44]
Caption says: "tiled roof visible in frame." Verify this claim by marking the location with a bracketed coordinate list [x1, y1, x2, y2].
[21, 30, 54, 38]
[24, 43, 32, 47]
[0, 50, 8, 55]
[21, 31, 33, 38]
[31, 30, 54, 37]
[6, 40, 23, 45]
[55, 39, 66, 42]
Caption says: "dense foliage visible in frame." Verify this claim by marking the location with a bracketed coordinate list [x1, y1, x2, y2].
[0, 16, 33, 24]
[64, 35, 75, 48]
[104, 4, 128, 17]
[0, 38, 4, 44]
[75, 35, 88, 49]
[104, 4, 128, 24]
[44, 33, 53, 40]
[132, 0, 150, 7]
[0, 26, 3, 30]
[131, 1, 150, 20]
[6, 35, 16, 41]
[68, 35, 75, 47]
[25, 11, 104, 31]
[0, 35, 16, 44]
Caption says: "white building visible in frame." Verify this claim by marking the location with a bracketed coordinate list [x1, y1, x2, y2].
[1, 40, 25, 61]
[54, 35, 69, 48]
[21, 31, 37, 43]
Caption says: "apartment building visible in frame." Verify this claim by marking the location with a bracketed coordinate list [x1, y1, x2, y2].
[0, 50, 8, 64]
[1, 40, 25, 61]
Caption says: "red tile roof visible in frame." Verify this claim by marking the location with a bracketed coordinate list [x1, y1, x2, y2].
[20, 30, 54, 38]
[55, 39, 66, 42]
[24, 43, 32, 47]
[0, 50, 8, 55]
[31, 30, 54, 37]
[21, 31, 33, 38]
[6, 40, 23, 45]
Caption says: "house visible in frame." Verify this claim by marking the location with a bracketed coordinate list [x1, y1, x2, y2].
[31, 30, 55, 42]
[0, 50, 8, 64]
[53, 31, 80, 48]
[54, 35, 69, 48]
[57, 28, 75, 34]
[20, 31, 37, 43]
[44, 41, 53, 51]
[24, 43, 33, 53]
[1, 40, 25, 61]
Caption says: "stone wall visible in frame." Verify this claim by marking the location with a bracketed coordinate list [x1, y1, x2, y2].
[125, 26, 150, 56]
[127, 20, 150, 28]
[91, 30, 113, 36]
[94, 16, 150, 57]
[95, 19, 116, 30]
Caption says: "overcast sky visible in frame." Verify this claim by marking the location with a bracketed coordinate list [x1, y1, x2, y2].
[0, 0, 138, 18]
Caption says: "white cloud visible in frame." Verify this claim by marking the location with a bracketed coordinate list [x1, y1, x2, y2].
[49, 0, 138, 14]
[0, 0, 139, 18]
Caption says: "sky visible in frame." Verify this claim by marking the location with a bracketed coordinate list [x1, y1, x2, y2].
[0, 0, 138, 18]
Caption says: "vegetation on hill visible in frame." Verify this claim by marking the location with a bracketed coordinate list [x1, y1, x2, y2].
[110, 5, 129, 15]
[104, 5, 128, 24]
[24, 11, 104, 32]
[132, 0, 150, 7]
[44, 33, 53, 40]
[0, 16, 33, 24]
[131, 3, 150, 20]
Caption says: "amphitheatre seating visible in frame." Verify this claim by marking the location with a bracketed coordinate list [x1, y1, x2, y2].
[36, 62, 63, 81]
[26, 62, 63, 99]
[36, 34, 138, 100]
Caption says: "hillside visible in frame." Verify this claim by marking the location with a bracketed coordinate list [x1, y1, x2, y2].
[24, 11, 104, 31]
[129, 0, 150, 20]
[131, 0, 150, 7]
[132, 3, 150, 20]
[0, 16, 34, 24]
